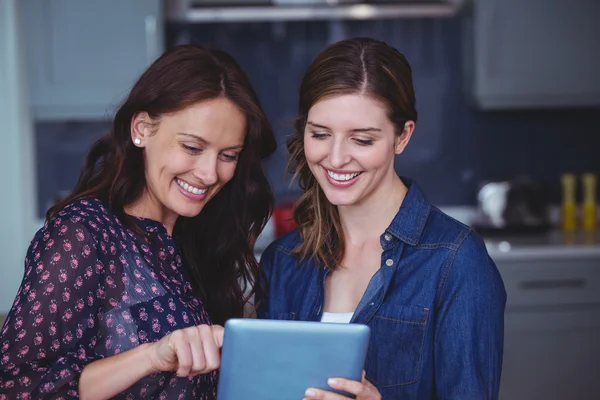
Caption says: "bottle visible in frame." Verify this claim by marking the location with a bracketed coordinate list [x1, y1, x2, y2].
[561, 173, 577, 231]
[581, 173, 597, 231]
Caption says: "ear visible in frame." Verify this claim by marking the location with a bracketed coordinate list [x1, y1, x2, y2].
[394, 120, 415, 155]
[130, 112, 151, 147]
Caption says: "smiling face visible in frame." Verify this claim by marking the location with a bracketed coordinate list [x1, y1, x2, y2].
[303, 94, 413, 208]
[130, 97, 246, 229]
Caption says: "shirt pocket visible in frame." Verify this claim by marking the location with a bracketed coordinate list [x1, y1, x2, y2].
[365, 305, 429, 387]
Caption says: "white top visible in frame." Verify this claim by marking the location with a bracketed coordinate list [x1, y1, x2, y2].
[320, 311, 354, 324]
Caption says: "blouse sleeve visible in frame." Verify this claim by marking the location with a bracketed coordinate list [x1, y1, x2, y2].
[0, 217, 105, 399]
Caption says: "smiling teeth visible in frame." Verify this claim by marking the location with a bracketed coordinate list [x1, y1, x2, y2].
[176, 179, 207, 195]
[327, 170, 361, 181]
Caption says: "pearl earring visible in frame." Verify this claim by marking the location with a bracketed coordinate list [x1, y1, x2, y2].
[134, 138, 141, 146]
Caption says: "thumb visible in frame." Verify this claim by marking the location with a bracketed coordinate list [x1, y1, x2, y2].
[211, 324, 225, 348]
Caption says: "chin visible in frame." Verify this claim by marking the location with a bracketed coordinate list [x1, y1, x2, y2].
[321, 190, 359, 207]
[171, 202, 206, 219]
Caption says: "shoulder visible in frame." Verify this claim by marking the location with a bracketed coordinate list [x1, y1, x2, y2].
[259, 229, 314, 276]
[418, 206, 473, 251]
[434, 217, 506, 304]
[418, 207, 504, 295]
[262, 229, 302, 256]
[43, 197, 121, 242]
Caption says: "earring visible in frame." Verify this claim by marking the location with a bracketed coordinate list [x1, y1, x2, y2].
[134, 138, 141, 146]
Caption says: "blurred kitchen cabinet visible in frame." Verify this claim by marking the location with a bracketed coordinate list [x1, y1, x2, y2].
[22, 0, 164, 120]
[463, 0, 600, 109]
[495, 255, 600, 400]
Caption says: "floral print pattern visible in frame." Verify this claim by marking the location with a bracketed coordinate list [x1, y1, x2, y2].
[0, 198, 217, 399]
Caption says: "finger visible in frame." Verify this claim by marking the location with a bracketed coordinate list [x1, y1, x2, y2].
[171, 332, 193, 377]
[211, 324, 225, 348]
[200, 325, 221, 371]
[188, 327, 207, 375]
[327, 378, 365, 396]
[304, 388, 349, 400]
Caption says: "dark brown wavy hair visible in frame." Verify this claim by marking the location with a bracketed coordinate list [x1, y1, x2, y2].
[287, 37, 418, 269]
[48, 44, 276, 325]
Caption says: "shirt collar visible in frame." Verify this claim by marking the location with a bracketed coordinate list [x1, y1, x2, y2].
[385, 177, 432, 246]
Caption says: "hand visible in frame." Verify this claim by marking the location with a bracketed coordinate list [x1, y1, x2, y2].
[303, 372, 381, 400]
[147, 324, 224, 377]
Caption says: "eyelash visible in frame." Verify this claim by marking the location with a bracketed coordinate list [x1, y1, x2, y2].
[355, 139, 374, 146]
[182, 144, 202, 154]
[182, 144, 238, 162]
[221, 154, 239, 162]
[310, 132, 374, 146]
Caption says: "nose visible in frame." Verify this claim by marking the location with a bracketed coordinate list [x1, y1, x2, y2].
[329, 137, 351, 169]
[193, 152, 218, 186]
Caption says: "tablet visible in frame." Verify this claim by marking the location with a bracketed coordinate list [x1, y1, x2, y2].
[217, 319, 371, 400]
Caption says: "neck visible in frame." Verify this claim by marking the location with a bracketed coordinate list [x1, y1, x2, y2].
[124, 190, 177, 235]
[337, 174, 407, 244]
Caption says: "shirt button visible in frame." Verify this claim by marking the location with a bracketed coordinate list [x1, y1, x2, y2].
[385, 259, 394, 267]
[384, 233, 392, 241]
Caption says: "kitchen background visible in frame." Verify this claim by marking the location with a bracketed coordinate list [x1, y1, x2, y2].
[1, 0, 599, 399]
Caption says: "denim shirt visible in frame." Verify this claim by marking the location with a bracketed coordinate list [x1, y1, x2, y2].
[256, 179, 507, 400]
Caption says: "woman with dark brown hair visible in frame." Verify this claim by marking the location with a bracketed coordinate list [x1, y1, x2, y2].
[0, 44, 276, 399]
[258, 38, 506, 400]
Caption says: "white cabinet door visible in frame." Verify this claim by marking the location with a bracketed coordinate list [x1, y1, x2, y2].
[23, 0, 164, 120]
[464, 0, 600, 109]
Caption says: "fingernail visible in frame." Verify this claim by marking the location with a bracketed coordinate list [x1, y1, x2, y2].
[328, 378, 338, 386]
[305, 388, 316, 397]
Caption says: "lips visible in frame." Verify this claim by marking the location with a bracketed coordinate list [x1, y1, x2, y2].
[323, 167, 362, 187]
[175, 178, 209, 201]
[326, 170, 361, 182]
[175, 178, 207, 195]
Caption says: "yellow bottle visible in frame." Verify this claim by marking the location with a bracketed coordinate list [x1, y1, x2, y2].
[581, 173, 597, 231]
[561, 173, 577, 231]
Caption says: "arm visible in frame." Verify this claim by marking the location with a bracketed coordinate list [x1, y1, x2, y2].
[79, 324, 224, 400]
[78, 342, 153, 400]
[0, 217, 224, 400]
[434, 231, 507, 400]
[0, 219, 105, 398]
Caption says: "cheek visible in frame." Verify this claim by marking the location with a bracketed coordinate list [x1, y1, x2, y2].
[217, 162, 238, 183]
[303, 140, 326, 165]
[145, 144, 186, 173]
[359, 147, 395, 171]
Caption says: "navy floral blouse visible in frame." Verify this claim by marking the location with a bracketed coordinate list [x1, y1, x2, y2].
[0, 198, 217, 399]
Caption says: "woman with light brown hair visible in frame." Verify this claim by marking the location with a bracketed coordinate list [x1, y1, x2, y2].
[258, 37, 506, 400]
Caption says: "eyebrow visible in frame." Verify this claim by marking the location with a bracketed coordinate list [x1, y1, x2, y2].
[306, 121, 382, 133]
[177, 133, 244, 150]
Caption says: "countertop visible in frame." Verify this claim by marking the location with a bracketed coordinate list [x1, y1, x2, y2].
[483, 229, 600, 261]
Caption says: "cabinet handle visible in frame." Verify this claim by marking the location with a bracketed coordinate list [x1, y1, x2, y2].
[520, 278, 586, 290]
[145, 15, 158, 64]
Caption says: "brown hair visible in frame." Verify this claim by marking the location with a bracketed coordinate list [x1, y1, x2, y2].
[287, 37, 418, 269]
[48, 44, 276, 325]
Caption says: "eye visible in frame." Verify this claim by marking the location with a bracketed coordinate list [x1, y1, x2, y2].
[354, 138, 374, 146]
[182, 144, 202, 154]
[220, 153, 239, 162]
[311, 132, 329, 140]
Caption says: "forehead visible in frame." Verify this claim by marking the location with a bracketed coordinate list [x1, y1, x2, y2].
[307, 94, 390, 128]
[164, 98, 244, 128]
[160, 98, 246, 145]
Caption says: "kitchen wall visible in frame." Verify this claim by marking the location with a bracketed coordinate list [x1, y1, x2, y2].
[34, 16, 600, 218]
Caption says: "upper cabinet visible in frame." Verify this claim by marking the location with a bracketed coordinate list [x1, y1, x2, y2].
[463, 0, 600, 109]
[23, 0, 164, 120]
